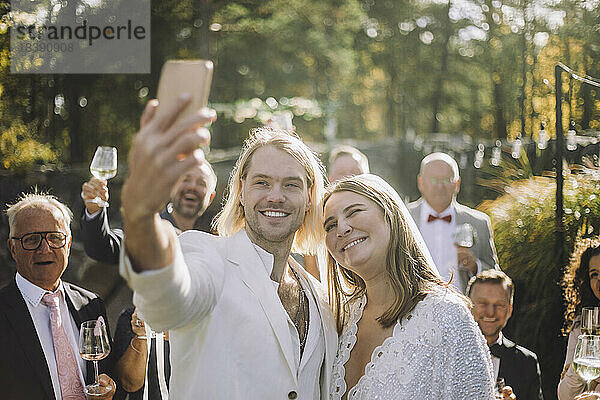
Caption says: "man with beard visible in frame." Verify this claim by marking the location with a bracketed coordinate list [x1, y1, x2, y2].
[80, 158, 217, 264]
[119, 97, 336, 399]
[467, 270, 543, 400]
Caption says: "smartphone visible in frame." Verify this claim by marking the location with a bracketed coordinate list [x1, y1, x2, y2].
[156, 59, 213, 123]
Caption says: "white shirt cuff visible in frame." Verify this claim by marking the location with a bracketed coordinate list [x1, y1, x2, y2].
[85, 208, 101, 220]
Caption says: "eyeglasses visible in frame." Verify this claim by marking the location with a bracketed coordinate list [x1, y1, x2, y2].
[10, 231, 68, 251]
[473, 302, 508, 312]
[426, 177, 456, 185]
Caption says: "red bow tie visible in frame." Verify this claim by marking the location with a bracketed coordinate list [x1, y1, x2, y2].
[427, 214, 452, 223]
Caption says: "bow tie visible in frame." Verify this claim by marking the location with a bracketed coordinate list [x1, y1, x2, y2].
[427, 214, 452, 223]
[489, 343, 503, 358]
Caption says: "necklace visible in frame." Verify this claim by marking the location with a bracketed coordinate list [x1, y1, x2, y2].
[290, 267, 309, 357]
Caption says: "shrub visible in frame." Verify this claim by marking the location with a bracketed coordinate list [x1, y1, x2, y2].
[479, 167, 600, 399]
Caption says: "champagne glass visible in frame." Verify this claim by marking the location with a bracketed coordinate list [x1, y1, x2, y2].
[454, 223, 474, 271]
[454, 223, 474, 248]
[573, 334, 600, 391]
[582, 307, 600, 335]
[79, 318, 111, 396]
[88, 146, 117, 207]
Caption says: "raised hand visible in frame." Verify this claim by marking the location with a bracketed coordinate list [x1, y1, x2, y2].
[122, 96, 215, 225]
[81, 178, 109, 215]
[121, 96, 216, 271]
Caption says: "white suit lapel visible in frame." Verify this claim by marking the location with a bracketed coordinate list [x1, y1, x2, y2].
[226, 231, 297, 383]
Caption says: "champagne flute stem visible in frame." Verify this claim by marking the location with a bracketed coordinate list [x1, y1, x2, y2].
[587, 380, 592, 392]
[93, 360, 100, 387]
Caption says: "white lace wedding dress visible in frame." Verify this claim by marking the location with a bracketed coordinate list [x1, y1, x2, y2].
[330, 288, 495, 399]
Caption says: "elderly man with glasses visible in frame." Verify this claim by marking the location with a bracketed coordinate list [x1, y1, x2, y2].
[0, 192, 115, 400]
[407, 152, 500, 293]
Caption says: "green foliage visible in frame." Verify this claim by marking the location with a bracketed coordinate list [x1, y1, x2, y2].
[479, 168, 600, 397]
[0, 118, 56, 171]
[0, 0, 599, 172]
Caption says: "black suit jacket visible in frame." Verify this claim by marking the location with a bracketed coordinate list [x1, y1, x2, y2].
[80, 206, 123, 265]
[79, 203, 216, 265]
[496, 336, 544, 400]
[0, 279, 113, 400]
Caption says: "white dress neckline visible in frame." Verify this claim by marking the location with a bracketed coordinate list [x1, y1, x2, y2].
[331, 294, 406, 400]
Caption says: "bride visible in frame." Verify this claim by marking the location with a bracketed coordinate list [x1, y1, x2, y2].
[322, 174, 494, 399]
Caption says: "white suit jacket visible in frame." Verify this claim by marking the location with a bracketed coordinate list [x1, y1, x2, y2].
[407, 198, 500, 292]
[121, 229, 337, 400]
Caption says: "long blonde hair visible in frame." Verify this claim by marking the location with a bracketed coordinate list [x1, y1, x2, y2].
[323, 174, 452, 333]
[215, 127, 326, 255]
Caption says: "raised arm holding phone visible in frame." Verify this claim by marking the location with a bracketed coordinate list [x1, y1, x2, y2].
[121, 94, 215, 272]
[119, 60, 336, 399]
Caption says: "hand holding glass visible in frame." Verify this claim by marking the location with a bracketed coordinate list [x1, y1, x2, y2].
[573, 334, 600, 391]
[88, 146, 117, 207]
[79, 319, 111, 396]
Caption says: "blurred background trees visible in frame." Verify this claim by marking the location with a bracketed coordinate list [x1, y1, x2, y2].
[0, 0, 598, 171]
[1, 1, 599, 398]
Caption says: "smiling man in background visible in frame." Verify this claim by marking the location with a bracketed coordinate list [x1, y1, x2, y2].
[1, 192, 115, 399]
[467, 270, 543, 400]
[80, 159, 217, 264]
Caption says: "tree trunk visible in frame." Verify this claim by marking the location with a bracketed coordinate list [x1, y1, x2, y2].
[430, 1, 452, 134]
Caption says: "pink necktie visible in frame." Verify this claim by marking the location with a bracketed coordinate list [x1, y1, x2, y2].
[41, 292, 86, 400]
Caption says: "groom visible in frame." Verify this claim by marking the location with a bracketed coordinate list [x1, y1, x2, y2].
[119, 97, 337, 399]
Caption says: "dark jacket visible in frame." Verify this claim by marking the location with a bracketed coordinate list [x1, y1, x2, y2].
[0, 279, 113, 400]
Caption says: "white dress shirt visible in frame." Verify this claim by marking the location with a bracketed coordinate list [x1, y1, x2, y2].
[419, 202, 458, 285]
[254, 244, 325, 400]
[418, 201, 482, 291]
[490, 332, 503, 381]
[16, 273, 86, 400]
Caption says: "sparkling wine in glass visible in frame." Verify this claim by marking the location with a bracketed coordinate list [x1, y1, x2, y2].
[453, 223, 474, 248]
[582, 307, 600, 335]
[454, 223, 474, 272]
[88, 146, 117, 207]
[573, 334, 600, 391]
[79, 318, 111, 397]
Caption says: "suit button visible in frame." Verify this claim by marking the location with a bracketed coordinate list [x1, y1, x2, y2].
[288, 391, 298, 399]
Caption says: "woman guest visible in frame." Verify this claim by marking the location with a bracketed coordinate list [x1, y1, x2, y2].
[113, 307, 170, 400]
[322, 174, 495, 399]
[559, 239, 600, 399]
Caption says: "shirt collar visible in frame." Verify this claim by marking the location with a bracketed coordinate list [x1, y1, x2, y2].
[421, 200, 455, 219]
[16, 272, 65, 307]
[251, 240, 275, 279]
[490, 331, 504, 347]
